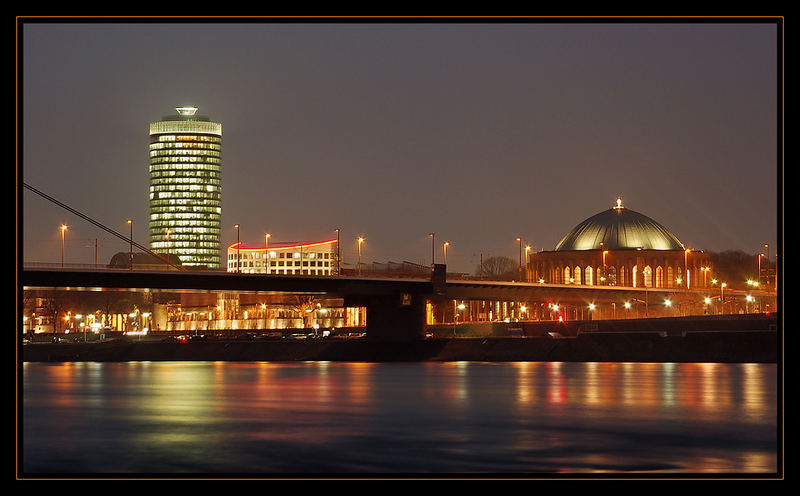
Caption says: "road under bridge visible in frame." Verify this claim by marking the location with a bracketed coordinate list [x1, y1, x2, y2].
[22, 265, 776, 340]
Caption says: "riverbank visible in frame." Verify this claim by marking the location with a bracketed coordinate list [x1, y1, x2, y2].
[22, 329, 778, 363]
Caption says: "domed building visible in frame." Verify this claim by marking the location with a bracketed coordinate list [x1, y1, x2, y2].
[530, 199, 713, 289]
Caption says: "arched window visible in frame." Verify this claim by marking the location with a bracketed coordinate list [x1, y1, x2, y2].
[667, 266, 674, 288]
[644, 265, 653, 287]
[564, 266, 570, 284]
[574, 266, 581, 285]
[656, 266, 664, 288]
[585, 266, 594, 286]
[619, 266, 626, 286]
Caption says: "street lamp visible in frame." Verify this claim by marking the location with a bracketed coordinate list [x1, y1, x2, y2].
[516, 237, 522, 279]
[264, 233, 271, 273]
[684, 249, 691, 289]
[335, 228, 341, 275]
[358, 236, 365, 275]
[525, 245, 532, 282]
[443, 241, 449, 265]
[234, 224, 240, 273]
[165, 228, 172, 267]
[701, 266, 710, 288]
[429, 233, 435, 268]
[127, 219, 133, 270]
[60, 224, 68, 268]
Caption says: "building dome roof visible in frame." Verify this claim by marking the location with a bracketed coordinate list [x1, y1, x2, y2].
[554, 199, 685, 251]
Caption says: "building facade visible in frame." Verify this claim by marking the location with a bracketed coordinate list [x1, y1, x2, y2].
[227, 239, 339, 275]
[149, 106, 222, 269]
[529, 199, 714, 290]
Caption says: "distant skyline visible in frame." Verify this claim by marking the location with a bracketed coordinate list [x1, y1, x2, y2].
[19, 18, 782, 274]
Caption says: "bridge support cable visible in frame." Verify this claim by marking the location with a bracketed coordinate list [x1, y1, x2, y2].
[23, 182, 184, 270]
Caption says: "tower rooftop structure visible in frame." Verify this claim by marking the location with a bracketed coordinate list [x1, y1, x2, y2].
[149, 106, 222, 269]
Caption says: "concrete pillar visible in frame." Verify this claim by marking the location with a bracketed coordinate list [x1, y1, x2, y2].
[364, 294, 427, 341]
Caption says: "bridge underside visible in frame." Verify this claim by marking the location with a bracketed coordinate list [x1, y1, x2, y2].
[22, 267, 777, 341]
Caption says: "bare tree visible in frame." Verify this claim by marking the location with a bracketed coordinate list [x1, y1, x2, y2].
[286, 295, 319, 329]
[476, 256, 518, 281]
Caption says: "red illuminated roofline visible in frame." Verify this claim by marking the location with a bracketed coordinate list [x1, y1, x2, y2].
[228, 239, 338, 252]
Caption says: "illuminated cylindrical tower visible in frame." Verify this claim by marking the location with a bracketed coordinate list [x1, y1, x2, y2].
[149, 106, 222, 269]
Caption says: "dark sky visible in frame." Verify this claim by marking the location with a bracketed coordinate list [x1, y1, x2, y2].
[20, 20, 781, 274]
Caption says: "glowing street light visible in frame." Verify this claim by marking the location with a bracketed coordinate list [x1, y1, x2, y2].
[443, 241, 449, 265]
[127, 219, 134, 270]
[525, 245, 532, 282]
[357, 236, 365, 276]
[684, 249, 692, 289]
[701, 266, 710, 287]
[234, 224, 240, 273]
[60, 224, 68, 268]
[429, 233, 435, 267]
[335, 228, 341, 274]
[165, 228, 172, 265]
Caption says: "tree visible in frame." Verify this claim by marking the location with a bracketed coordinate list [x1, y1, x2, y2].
[708, 250, 775, 290]
[286, 295, 320, 329]
[475, 256, 518, 281]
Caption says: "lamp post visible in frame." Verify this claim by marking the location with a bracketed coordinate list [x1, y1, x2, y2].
[720, 282, 727, 315]
[516, 237, 522, 279]
[358, 236, 365, 275]
[335, 228, 340, 275]
[127, 219, 133, 270]
[684, 249, 691, 289]
[701, 266, 710, 288]
[265, 232, 271, 274]
[525, 245, 532, 282]
[165, 229, 172, 268]
[234, 224, 240, 273]
[429, 233, 435, 268]
[60, 224, 68, 268]
[443, 241, 449, 265]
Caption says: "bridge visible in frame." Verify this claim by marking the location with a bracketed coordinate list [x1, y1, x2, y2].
[22, 264, 776, 341]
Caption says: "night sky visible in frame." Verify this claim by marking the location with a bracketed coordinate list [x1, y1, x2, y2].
[20, 19, 781, 274]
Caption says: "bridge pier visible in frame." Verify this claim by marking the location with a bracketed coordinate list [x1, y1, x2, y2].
[347, 293, 427, 341]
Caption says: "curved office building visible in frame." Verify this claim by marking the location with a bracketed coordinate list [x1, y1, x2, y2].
[149, 106, 222, 269]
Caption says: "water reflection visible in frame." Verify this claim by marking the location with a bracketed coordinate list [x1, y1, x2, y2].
[22, 361, 778, 474]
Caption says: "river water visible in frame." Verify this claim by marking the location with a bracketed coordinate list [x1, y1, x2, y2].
[21, 361, 779, 476]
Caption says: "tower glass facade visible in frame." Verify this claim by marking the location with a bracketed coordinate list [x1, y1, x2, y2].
[149, 107, 222, 269]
